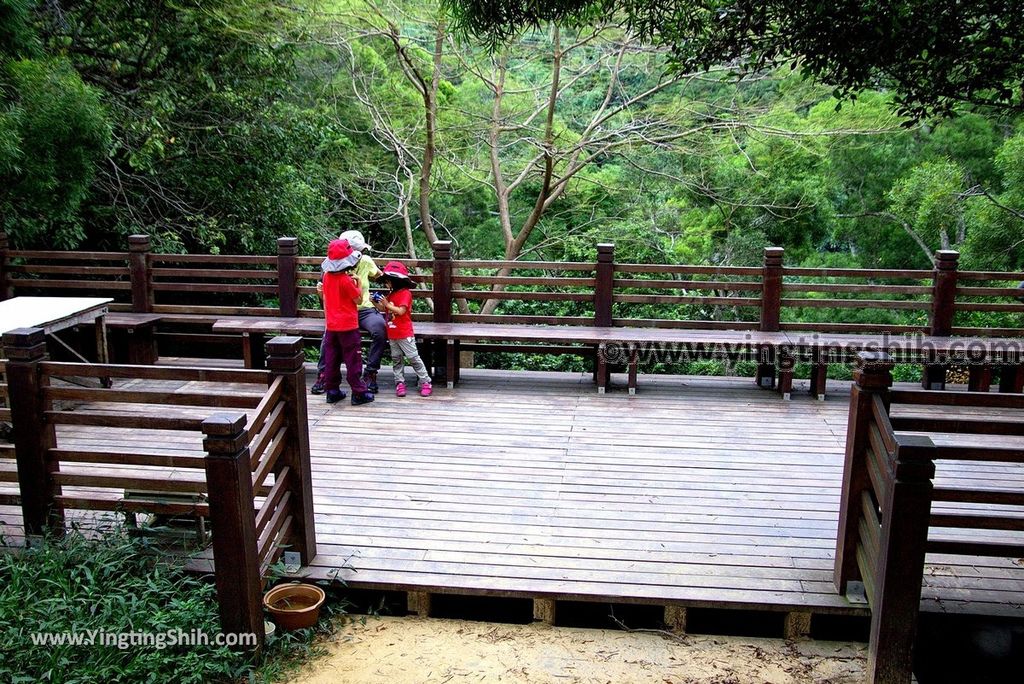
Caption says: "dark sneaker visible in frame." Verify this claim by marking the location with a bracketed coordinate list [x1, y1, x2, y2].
[351, 391, 375, 406]
[311, 373, 326, 395]
[364, 370, 379, 393]
[325, 389, 347, 404]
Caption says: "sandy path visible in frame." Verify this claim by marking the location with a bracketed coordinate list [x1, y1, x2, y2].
[287, 616, 867, 683]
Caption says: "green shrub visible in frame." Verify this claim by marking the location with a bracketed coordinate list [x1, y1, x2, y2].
[827, 364, 855, 381]
[892, 363, 924, 382]
[0, 528, 349, 683]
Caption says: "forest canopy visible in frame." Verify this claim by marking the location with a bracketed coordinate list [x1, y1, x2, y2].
[1, 0, 1022, 277]
[444, 0, 1024, 119]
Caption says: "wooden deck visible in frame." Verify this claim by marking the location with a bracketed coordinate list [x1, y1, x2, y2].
[2, 367, 1023, 622]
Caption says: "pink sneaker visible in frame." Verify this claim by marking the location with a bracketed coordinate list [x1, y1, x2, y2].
[395, 382, 407, 397]
[419, 381, 432, 397]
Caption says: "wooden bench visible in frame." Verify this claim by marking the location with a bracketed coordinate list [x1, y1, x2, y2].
[213, 316, 789, 393]
[777, 332, 1024, 399]
[211, 317, 1024, 399]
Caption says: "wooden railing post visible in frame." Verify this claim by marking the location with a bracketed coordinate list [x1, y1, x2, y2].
[0, 230, 10, 300]
[277, 237, 299, 318]
[594, 243, 614, 327]
[128, 235, 153, 313]
[868, 434, 935, 684]
[929, 250, 959, 336]
[924, 250, 959, 389]
[760, 247, 784, 332]
[265, 335, 316, 564]
[432, 240, 453, 323]
[3, 327, 62, 537]
[757, 247, 784, 388]
[835, 351, 893, 594]
[202, 413, 264, 651]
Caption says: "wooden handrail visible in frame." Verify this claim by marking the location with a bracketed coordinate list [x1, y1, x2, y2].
[40, 361, 271, 384]
[248, 376, 284, 435]
[1, 327, 314, 653]
[6, 235, 1024, 344]
[838, 352, 1024, 683]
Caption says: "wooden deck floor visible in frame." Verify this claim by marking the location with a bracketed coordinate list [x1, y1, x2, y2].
[2, 367, 1023, 621]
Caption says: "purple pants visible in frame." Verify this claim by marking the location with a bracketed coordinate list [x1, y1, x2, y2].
[323, 329, 368, 395]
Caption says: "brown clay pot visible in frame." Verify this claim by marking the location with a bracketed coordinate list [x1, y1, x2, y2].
[263, 583, 326, 631]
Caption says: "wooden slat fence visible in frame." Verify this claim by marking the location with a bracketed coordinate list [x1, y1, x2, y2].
[835, 351, 1024, 684]
[0, 329, 316, 651]
[2, 231, 1022, 371]
[4, 249, 133, 306]
[954, 267, 1024, 337]
[778, 264, 934, 335]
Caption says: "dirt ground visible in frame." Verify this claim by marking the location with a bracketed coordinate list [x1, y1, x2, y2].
[286, 616, 867, 684]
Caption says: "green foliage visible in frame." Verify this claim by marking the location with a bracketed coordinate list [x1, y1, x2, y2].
[0, 57, 109, 247]
[0, 530, 247, 683]
[887, 159, 968, 250]
[0, 528, 353, 684]
[0, 0, 1021, 332]
[445, 1, 1024, 119]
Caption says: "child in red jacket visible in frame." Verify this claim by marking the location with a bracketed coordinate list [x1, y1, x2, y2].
[321, 239, 374, 406]
[376, 261, 432, 397]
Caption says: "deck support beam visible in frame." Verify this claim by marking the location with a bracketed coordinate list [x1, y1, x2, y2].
[533, 598, 556, 625]
[407, 591, 432, 617]
[784, 611, 811, 640]
[664, 605, 687, 635]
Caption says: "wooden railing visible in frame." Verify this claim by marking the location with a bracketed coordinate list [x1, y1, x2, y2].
[2, 231, 1023, 343]
[835, 351, 1024, 683]
[778, 265, 934, 334]
[1, 329, 315, 650]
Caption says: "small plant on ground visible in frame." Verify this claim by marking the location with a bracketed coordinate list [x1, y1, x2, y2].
[0, 528, 349, 684]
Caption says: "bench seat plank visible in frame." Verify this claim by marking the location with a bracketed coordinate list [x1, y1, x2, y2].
[211, 316, 1023, 398]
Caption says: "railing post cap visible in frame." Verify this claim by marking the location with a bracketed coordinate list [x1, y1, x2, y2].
[893, 434, 937, 480]
[854, 351, 894, 389]
[277, 237, 299, 254]
[433, 240, 452, 250]
[597, 242, 615, 251]
[128, 235, 151, 251]
[934, 250, 960, 265]
[2, 327, 47, 349]
[266, 335, 304, 355]
[201, 412, 248, 436]
[266, 335, 306, 371]
[763, 247, 785, 264]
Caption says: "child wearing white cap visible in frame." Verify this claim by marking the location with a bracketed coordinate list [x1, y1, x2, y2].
[312, 229, 386, 395]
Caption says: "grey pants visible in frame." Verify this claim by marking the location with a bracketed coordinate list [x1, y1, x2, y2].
[390, 337, 430, 385]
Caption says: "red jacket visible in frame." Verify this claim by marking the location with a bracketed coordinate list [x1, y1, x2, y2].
[323, 272, 361, 331]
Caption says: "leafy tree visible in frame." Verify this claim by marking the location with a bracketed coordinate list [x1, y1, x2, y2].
[962, 131, 1024, 270]
[0, 57, 110, 248]
[444, 0, 1024, 119]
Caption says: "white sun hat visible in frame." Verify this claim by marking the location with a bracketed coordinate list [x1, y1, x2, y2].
[338, 230, 371, 252]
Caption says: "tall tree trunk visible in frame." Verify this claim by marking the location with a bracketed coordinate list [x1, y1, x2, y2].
[480, 26, 562, 316]
[418, 18, 444, 246]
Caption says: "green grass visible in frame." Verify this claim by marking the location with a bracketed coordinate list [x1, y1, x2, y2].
[0, 528, 351, 684]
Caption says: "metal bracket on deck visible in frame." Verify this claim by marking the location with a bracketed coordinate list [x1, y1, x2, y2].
[283, 551, 301, 575]
[845, 581, 868, 605]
